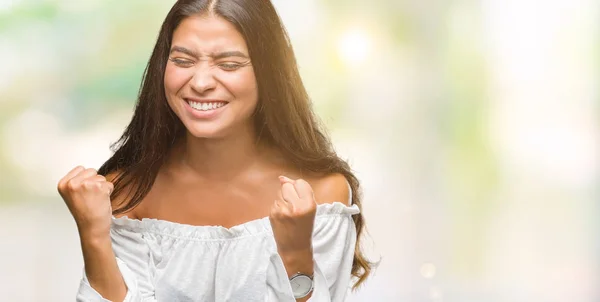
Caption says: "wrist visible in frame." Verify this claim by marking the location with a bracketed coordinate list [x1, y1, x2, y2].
[77, 219, 110, 239]
[78, 227, 111, 246]
[278, 247, 314, 277]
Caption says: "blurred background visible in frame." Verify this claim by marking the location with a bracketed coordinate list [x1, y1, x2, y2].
[0, 0, 598, 301]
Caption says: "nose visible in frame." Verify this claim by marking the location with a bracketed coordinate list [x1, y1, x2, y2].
[190, 64, 217, 94]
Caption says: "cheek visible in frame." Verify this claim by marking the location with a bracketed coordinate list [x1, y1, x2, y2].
[223, 69, 258, 102]
[164, 65, 191, 95]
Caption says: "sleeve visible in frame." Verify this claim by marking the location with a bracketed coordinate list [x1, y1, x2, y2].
[75, 225, 157, 302]
[266, 203, 360, 302]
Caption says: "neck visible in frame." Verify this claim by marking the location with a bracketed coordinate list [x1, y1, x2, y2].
[170, 124, 272, 181]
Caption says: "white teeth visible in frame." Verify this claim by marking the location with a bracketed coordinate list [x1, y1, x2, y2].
[189, 101, 226, 111]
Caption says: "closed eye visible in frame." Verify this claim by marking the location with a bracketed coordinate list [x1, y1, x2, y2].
[218, 61, 251, 71]
[218, 63, 243, 71]
[169, 57, 194, 67]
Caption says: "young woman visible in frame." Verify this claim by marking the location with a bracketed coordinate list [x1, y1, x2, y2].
[58, 0, 371, 301]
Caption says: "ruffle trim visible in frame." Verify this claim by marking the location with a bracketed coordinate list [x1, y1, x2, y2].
[111, 202, 359, 240]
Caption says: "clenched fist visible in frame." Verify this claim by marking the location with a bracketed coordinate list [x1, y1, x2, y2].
[269, 176, 317, 254]
[57, 166, 114, 239]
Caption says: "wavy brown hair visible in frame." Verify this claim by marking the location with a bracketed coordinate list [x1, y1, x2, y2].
[98, 0, 372, 288]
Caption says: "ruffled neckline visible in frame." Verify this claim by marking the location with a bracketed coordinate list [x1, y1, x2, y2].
[111, 202, 359, 241]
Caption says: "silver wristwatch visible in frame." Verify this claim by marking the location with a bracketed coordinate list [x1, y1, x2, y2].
[289, 272, 314, 298]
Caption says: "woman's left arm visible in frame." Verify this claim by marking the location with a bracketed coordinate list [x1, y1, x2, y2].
[268, 175, 358, 302]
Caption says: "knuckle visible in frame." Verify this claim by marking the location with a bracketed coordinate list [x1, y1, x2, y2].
[281, 208, 293, 218]
[81, 181, 92, 189]
[82, 180, 97, 190]
[105, 184, 114, 195]
[66, 180, 78, 191]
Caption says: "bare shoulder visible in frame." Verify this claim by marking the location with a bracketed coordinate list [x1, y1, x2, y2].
[309, 172, 351, 206]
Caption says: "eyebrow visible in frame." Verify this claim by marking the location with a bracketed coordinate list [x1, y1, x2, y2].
[170, 46, 249, 60]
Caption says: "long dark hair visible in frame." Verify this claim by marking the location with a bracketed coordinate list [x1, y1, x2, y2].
[99, 0, 372, 288]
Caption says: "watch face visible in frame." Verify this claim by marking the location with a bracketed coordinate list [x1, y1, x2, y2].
[290, 274, 313, 297]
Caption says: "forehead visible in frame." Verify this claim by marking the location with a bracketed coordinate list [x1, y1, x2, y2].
[172, 14, 248, 53]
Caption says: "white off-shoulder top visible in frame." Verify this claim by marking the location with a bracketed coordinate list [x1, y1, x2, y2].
[75, 198, 360, 302]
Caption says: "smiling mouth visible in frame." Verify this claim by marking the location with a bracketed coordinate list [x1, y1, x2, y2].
[185, 99, 228, 111]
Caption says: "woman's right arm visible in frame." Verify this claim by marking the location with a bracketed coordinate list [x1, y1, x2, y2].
[58, 166, 128, 301]
[76, 225, 157, 302]
[78, 232, 128, 301]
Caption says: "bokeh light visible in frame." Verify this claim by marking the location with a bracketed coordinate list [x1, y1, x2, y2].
[337, 28, 371, 65]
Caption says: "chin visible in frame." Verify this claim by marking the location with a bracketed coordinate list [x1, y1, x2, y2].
[185, 124, 227, 139]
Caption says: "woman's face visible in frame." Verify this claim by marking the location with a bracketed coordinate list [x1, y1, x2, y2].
[164, 14, 258, 139]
